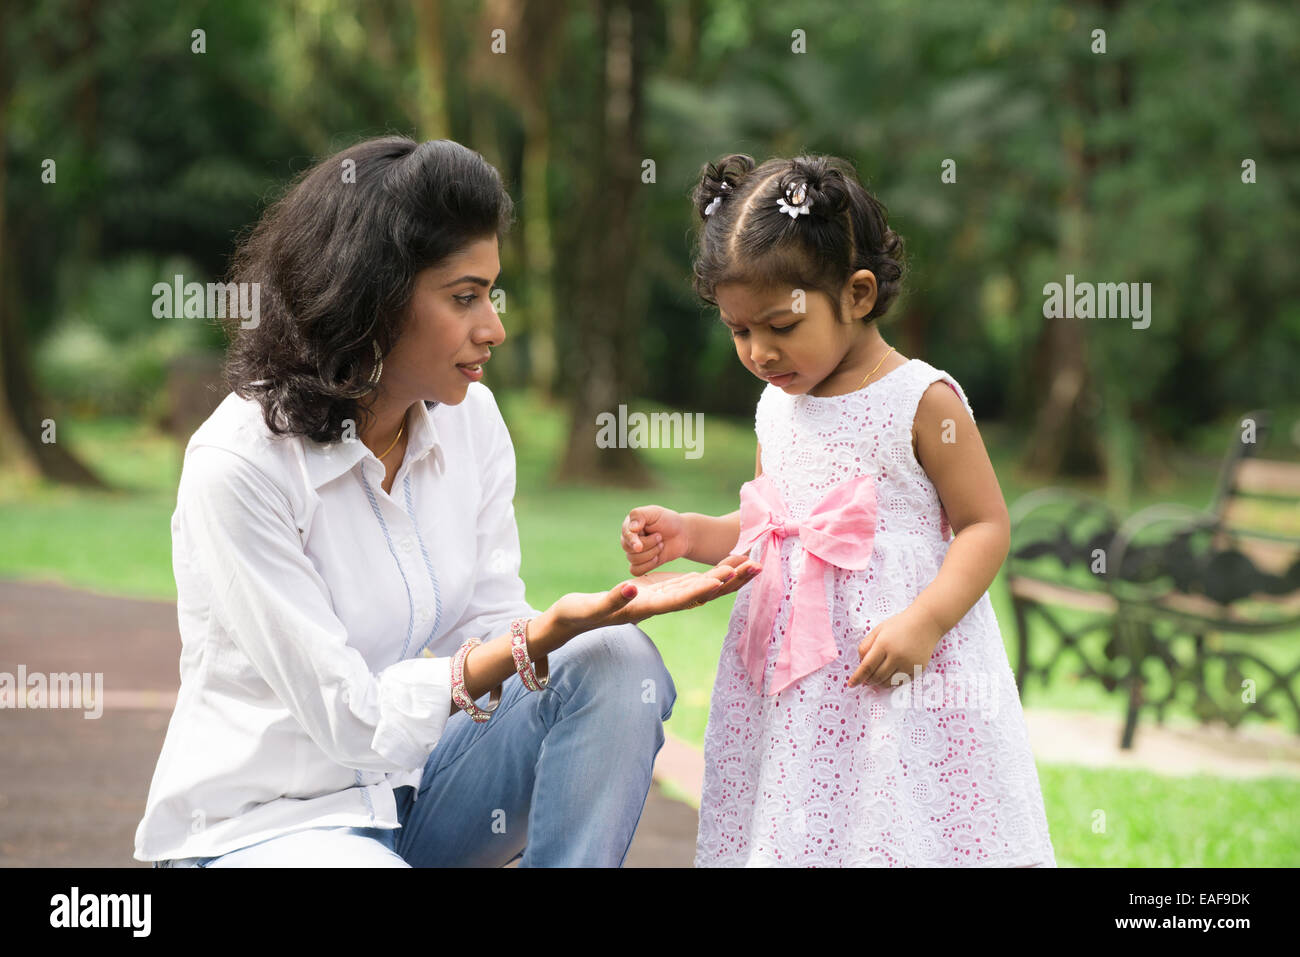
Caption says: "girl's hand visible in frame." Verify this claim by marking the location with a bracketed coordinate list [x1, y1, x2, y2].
[549, 554, 761, 639]
[847, 603, 947, 689]
[621, 505, 692, 575]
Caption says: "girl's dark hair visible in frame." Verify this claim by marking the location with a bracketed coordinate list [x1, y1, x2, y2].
[222, 136, 514, 443]
[689, 152, 905, 323]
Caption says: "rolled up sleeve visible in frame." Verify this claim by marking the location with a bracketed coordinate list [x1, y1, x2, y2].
[439, 391, 542, 650]
[179, 445, 452, 773]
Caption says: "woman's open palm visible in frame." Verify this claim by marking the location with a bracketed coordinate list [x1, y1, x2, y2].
[551, 554, 761, 634]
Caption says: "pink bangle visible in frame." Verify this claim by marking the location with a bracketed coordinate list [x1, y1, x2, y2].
[510, 618, 549, 691]
[451, 638, 501, 722]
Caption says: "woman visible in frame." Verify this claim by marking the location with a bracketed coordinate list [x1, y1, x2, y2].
[133, 137, 760, 867]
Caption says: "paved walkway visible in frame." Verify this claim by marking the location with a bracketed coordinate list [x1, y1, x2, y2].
[3, 579, 1299, 867]
[0, 580, 697, 866]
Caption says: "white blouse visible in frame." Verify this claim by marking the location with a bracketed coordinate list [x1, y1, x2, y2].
[133, 383, 541, 862]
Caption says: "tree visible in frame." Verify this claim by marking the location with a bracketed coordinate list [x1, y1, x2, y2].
[554, 0, 655, 485]
[0, 0, 104, 487]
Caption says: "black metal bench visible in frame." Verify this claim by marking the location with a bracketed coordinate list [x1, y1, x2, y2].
[1007, 411, 1300, 748]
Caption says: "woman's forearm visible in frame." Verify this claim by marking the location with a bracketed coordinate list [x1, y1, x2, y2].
[683, 510, 741, 567]
[453, 608, 572, 716]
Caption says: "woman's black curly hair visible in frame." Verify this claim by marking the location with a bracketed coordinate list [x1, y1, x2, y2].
[689, 152, 905, 323]
[221, 136, 514, 443]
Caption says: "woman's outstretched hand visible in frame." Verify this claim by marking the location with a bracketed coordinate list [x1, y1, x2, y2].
[546, 553, 761, 643]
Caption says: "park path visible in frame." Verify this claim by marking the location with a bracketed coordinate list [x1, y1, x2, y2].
[3, 579, 1298, 867]
[0, 579, 698, 867]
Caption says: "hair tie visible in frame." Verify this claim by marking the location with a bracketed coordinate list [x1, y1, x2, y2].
[704, 180, 731, 217]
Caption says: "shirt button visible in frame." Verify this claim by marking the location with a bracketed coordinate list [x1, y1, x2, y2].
[400, 537, 414, 553]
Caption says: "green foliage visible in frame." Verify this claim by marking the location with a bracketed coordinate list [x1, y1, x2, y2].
[5, 0, 1298, 480]
[637, 0, 1300, 471]
[35, 254, 221, 419]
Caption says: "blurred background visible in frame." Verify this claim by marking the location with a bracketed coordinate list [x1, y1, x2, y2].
[1, 0, 1298, 867]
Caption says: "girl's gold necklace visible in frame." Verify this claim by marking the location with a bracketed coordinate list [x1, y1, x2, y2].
[855, 347, 897, 391]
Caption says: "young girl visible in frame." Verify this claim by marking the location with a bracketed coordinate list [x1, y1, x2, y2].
[620, 153, 1056, 867]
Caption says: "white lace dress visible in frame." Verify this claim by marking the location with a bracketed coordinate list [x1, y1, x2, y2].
[695, 359, 1056, 867]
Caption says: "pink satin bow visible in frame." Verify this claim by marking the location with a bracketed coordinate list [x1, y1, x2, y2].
[734, 473, 878, 695]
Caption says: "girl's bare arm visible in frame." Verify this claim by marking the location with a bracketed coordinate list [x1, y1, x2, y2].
[908, 384, 1010, 634]
[683, 441, 762, 566]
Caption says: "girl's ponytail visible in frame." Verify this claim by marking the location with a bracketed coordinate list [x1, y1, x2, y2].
[693, 153, 755, 222]
[782, 157, 852, 221]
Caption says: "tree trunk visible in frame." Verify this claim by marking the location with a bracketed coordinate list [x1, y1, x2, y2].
[412, 0, 449, 139]
[555, 0, 651, 486]
[0, 1, 104, 487]
[501, 0, 562, 396]
[518, 89, 558, 397]
[0, 129, 35, 479]
[1024, 44, 1104, 477]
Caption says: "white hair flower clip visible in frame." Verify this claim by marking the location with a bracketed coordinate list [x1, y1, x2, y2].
[704, 180, 731, 217]
[777, 181, 811, 219]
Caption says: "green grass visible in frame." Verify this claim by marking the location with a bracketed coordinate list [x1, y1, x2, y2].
[3, 391, 1299, 867]
[0, 417, 181, 596]
[1040, 764, 1300, 866]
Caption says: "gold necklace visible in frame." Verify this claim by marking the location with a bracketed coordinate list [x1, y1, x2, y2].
[377, 420, 405, 460]
[855, 347, 897, 391]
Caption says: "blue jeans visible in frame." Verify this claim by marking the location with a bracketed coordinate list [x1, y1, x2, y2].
[155, 622, 676, 867]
